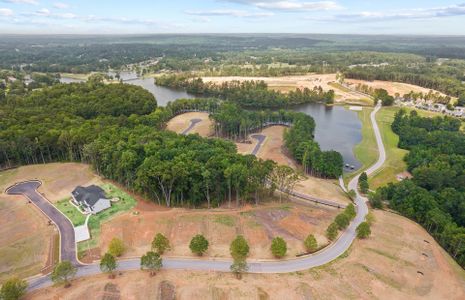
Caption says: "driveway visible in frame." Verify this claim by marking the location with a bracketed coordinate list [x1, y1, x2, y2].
[182, 118, 202, 135]
[6, 180, 81, 266]
[250, 134, 266, 155]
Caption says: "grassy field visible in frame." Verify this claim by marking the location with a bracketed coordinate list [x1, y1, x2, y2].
[56, 199, 87, 226]
[344, 107, 378, 183]
[77, 183, 136, 254]
[328, 82, 352, 93]
[368, 107, 409, 189]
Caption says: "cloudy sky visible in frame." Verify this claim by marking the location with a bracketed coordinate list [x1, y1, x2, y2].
[0, 0, 464, 35]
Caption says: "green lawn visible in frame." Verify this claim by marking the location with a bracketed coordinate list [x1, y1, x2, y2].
[368, 107, 409, 189]
[344, 107, 378, 183]
[74, 183, 137, 254]
[56, 199, 87, 226]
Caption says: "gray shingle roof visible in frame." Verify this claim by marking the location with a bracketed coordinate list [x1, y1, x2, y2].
[71, 185, 107, 207]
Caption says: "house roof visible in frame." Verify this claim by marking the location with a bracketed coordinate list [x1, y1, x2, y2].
[71, 185, 107, 207]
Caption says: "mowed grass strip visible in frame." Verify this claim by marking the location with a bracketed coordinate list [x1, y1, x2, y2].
[345, 107, 378, 183]
[77, 183, 136, 253]
[369, 107, 408, 189]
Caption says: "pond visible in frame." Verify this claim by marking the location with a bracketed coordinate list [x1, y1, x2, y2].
[60, 72, 362, 170]
[293, 103, 362, 171]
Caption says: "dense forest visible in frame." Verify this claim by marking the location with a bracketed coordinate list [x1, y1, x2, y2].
[0, 81, 281, 207]
[0, 81, 342, 208]
[371, 110, 465, 267]
[156, 75, 335, 108]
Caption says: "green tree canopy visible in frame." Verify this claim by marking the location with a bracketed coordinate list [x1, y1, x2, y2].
[189, 234, 209, 256]
[304, 234, 318, 253]
[230, 259, 248, 280]
[140, 251, 163, 276]
[151, 233, 170, 255]
[0, 277, 27, 300]
[51, 261, 77, 287]
[326, 222, 339, 241]
[356, 222, 372, 239]
[100, 253, 117, 275]
[108, 238, 125, 257]
[335, 213, 351, 230]
[344, 203, 356, 220]
[270, 237, 287, 258]
[230, 235, 250, 260]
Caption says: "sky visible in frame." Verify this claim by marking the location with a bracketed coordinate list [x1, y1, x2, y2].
[0, 0, 464, 35]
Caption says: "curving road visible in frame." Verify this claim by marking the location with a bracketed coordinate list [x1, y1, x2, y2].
[14, 102, 385, 292]
[5, 181, 81, 266]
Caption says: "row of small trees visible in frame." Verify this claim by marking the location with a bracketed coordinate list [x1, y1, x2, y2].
[0, 225, 369, 298]
[325, 204, 371, 241]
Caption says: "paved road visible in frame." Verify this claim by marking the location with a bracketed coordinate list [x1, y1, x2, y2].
[182, 118, 202, 135]
[250, 134, 266, 155]
[5, 181, 81, 266]
[19, 103, 385, 292]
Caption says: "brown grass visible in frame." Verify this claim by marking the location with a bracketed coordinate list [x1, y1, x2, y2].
[166, 112, 213, 137]
[202, 74, 371, 105]
[345, 78, 451, 99]
[99, 202, 337, 260]
[0, 163, 103, 281]
[28, 211, 465, 300]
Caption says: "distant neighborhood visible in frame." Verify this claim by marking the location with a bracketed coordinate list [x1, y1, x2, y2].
[395, 98, 465, 119]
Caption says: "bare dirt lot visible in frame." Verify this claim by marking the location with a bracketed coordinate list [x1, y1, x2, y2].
[99, 201, 337, 260]
[28, 210, 465, 300]
[345, 78, 451, 98]
[0, 163, 103, 282]
[166, 112, 213, 136]
[203, 74, 371, 104]
[202, 74, 453, 105]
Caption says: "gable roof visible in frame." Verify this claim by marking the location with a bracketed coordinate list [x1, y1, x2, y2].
[71, 185, 107, 207]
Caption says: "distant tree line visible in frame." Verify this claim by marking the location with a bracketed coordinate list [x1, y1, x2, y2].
[371, 110, 465, 268]
[344, 65, 465, 98]
[156, 75, 335, 108]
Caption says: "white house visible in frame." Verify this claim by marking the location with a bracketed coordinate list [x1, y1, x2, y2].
[71, 185, 111, 214]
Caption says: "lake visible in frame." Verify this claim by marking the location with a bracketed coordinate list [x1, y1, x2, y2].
[293, 104, 362, 171]
[60, 73, 362, 170]
[60, 71, 194, 106]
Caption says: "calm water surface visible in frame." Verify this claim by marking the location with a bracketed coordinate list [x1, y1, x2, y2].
[60, 71, 194, 106]
[60, 73, 362, 169]
[293, 104, 362, 171]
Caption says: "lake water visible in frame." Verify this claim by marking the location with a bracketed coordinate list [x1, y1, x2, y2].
[60, 73, 362, 170]
[293, 104, 362, 171]
[60, 71, 194, 107]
